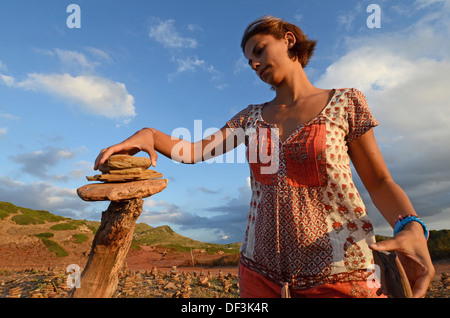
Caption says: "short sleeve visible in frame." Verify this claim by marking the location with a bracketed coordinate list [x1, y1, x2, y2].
[226, 105, 253, 132]
[346, 88, 379, 143]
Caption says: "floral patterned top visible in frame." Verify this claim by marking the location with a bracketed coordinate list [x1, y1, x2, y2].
[226, 88, 379, 289]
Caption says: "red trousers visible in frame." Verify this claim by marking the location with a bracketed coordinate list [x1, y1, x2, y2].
[239, 262, 385, 298]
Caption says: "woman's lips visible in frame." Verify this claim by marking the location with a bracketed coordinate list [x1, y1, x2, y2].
[259, 66, 268, 79]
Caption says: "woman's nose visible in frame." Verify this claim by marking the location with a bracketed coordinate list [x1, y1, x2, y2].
[250, 61, 260, 71]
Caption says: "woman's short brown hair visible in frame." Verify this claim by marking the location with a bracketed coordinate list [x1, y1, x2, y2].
[241, 16, 317, 68]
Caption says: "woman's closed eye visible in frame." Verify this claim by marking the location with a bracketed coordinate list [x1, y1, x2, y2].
[248, 46, 265, 68]
[254, 45, 264, 56]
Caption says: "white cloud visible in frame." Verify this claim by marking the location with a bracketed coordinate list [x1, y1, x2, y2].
[1, 48, 135, 122]
[15, 73, 136, 120]
[36, 47, 113, 72]
[11, 146, 83, 181]
[148, 18, 227, 89]
[415, 0, 449, 9]
[233, 56, 250, 75]
[84, 47, 113, 64]
[0, 128, 7, 138]
[168, 56, 227, 88]
[0, 74, 15, 86]
[69, 160, 94, 179]
[0, 175, 95, 220]
[141, 199, 187, 224]
[53, 48, 96, 72]
[171, 56, 207, 74]
[187, 23, 202, 32]
[196, 186, 219, 194]
[149, 19, 197, 49]
[0, 112, 20, 120]
[0, 61, 8, 72]
[336, 2, 364, 31]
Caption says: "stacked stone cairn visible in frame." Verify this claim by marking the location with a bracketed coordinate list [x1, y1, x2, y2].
[77, 154, 167, 202]
[87, 154, 162, 183]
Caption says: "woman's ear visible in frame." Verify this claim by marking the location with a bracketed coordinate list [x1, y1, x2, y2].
[284, 31, 297, 61]
[284, 31, 296, 49]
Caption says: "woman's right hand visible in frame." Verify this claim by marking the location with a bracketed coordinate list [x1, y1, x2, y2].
[94, 128, 158, 170]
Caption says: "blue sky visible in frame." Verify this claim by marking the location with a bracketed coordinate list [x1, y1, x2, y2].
[1, 0, 449, 243]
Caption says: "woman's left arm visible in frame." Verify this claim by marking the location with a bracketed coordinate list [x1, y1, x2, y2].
[348, 128, 435, 298]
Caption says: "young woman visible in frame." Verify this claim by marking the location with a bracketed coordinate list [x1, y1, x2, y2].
[94, 16, 434, 298]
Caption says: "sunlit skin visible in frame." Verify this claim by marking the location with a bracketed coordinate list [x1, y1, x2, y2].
[95, 31, 435, 298]
[244, 32, 334, 142]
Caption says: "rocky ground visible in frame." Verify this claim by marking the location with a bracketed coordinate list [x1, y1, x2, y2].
[428, 272, 450, 298]
[1, 262, 448, 298]
[0, 265, 240, 298]
[427, 260, 450, 298]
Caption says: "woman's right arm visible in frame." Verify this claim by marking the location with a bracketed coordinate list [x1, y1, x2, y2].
[94, 125, 240, 170]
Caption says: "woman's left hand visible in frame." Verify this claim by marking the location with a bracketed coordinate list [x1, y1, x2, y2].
[369, 221, 435, 298]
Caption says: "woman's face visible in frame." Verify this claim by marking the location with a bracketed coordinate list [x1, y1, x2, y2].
[244, 32, 297, 87]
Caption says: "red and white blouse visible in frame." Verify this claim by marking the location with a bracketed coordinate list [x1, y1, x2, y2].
[226, 88, 379, 289]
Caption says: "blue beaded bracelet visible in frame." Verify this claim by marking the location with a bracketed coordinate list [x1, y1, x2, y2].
[393, 214, 429, 240]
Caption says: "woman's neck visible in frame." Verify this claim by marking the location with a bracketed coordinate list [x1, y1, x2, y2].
[273, 64, 320, 106]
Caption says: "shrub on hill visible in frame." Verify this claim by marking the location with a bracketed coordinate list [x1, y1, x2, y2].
[50, 222, 78, 231]
[34, 232, 54, 239]
[72, 233, 89, 244]
[428, 230, 450, 260]
[41, 238, 69, 257]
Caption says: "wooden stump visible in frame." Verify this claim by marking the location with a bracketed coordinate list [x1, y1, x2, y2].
[69, 199, 143, 298]
[373, 250, 413, 298]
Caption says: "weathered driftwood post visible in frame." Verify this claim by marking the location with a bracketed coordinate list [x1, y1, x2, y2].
[372, 250, 413, 298]
[69, 155, 168, 298]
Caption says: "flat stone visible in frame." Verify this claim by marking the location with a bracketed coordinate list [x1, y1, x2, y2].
[109, 167, 146, 175]
[77, 179, 168, 201]
[86, 171, 163, 183]
[98, 154, 151, 172]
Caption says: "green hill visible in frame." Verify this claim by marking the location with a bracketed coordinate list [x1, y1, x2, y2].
[0, 201, 240, 257]
[0, 201, 66, 224]
[133, 223, 240, 254]
[428, 229, 450, 260]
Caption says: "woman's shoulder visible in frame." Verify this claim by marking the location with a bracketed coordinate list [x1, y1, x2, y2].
[334, 87, 367, 98]
[227, 103, 265, 129]
[330, 88, 369, 107]
[333, 87, 364, 95]
[233, 103, 265, 116]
